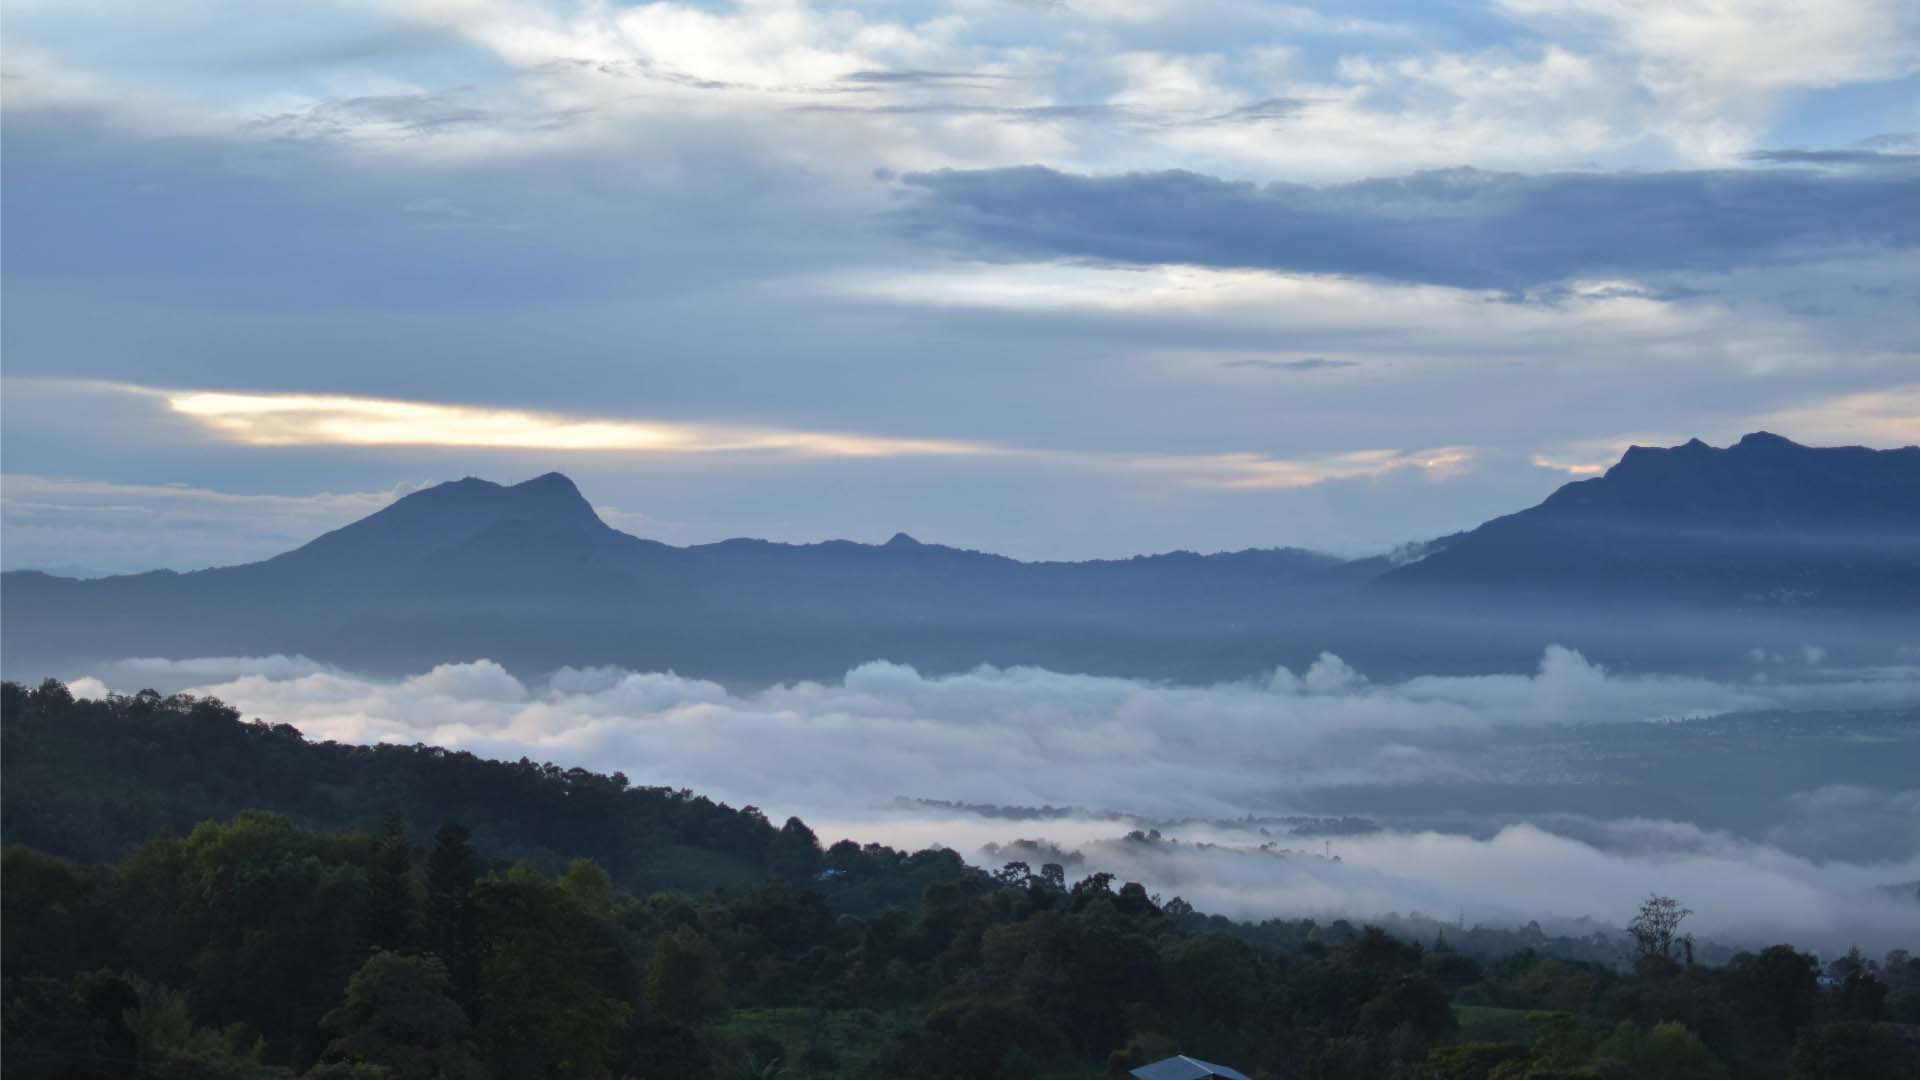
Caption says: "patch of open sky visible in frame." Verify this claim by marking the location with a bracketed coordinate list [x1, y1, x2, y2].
[1764, 77, 1920, 156]
[4, 2, 512, 111]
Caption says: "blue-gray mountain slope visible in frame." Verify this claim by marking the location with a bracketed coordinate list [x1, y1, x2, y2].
[3, 434, 1912, 685]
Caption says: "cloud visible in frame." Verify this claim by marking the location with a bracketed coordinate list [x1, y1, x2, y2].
[76, 646, 1917, 951]
[839, 70, 1014, 87]
[1, 0, 1914, 571]
[1199, 97, 1307, 125]
[1742, 148, 1921, 168]
[1119, 446, 1476, 490]
[932, 816, 1917, 953]
[10, 0, 1906, 185]
[1765, 785, 1920, 862]
[113, 654, 336, 680]
[0, 474, 413, 574]
[83, 645, 1885, 819]
[161, 388, 995, 457]
[1749, 386, 1921, 447]
[1495, 0, 1919, 102]
[75, 655, 341, 689]
[897, 160, 1918, 291]
[57, 381, 1487, 498]
[256, 90, 499, 139]
[1223, 356, 1355, 373]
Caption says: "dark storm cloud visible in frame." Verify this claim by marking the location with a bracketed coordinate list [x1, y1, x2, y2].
[897, 158, 1920, 290]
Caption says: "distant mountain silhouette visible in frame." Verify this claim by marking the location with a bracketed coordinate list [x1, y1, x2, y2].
[1381, 432, 1918, 607]
[3, 433, 1914, 684]
[275, 472, 620, 568]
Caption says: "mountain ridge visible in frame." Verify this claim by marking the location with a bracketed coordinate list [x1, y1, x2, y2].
[1382, 431, 1917, 602]
[3, 432, 1914, 685]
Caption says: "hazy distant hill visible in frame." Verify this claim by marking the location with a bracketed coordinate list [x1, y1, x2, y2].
[3, 434, 1914, 685]
[1382, 432, 1919, 607]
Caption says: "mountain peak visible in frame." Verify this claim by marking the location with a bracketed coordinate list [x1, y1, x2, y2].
[1734, 430, 1798, 451]
[1384, 431, 1918, 598]
[436, 470, 601, 528]
[512, 471, 586, 498]
[272, 471, 609, 571]
[502, 471, 600, 521]
[885, 532, 923, 548]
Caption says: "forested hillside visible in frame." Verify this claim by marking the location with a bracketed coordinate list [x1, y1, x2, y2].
[3, 680, 1915, 1078]
[1, 677, 808, 899]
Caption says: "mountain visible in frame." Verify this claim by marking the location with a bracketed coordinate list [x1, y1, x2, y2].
[1381, 432, 1918, 607]
[0, 473, 1350, 684]
[3, 433, 1914, 685]
[270, 471, 629, 571]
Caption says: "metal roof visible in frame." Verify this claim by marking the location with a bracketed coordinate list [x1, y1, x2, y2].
[1128, 1054, 1250, 1079]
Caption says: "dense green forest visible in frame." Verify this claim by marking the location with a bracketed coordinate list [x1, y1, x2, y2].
[2, 679, 1915, 1078]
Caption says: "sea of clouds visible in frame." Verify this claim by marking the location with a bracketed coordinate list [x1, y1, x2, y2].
[70, 646, 1919, 953]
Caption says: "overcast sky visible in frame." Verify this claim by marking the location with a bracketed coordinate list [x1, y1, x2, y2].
[4, 0, 1916, 572]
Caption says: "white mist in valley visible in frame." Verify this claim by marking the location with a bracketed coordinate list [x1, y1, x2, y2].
[74, 646, 1920, 953]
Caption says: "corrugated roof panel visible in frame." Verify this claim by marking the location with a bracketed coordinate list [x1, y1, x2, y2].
[1128, 1053, 1250, 1079]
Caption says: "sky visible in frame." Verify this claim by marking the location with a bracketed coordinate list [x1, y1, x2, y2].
[4, 0, 1918, 571]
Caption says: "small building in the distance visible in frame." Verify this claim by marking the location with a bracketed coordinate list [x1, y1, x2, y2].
[1128, 1054, 1250, 1080]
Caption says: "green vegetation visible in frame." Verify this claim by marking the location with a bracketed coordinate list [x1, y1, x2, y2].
[3, 680, 1916, 1078]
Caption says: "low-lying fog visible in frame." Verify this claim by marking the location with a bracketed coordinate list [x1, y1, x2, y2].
[69, 646, 1919, 954]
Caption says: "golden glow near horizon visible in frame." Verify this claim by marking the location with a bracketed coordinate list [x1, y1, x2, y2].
[1756, 386, 1921, 447]
[1139, 446, 1478, 490]
[155, 385, 1477, 490]
[1531, 455, 1610, 476]
[166, 391, 989, 459]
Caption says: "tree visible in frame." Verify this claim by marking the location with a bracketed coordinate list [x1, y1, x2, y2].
[645, 926, 725, 1027]
[1826, 945, 1868, 982]
[1789, 1021, 1915, 1078]
[1838, 969, 1888, 1022]
[32, 677, 73, 709]
[1628, 895, 1692, 964]
[144, 813, 370, 1067]
[1359, 974, 1457, 1046]
[1070, 871, 1115, 905]
[365, 815, 418, 953]
[473, 866, 631, 1076]
[1527, 1012, 1599, 1074]
[1729, 945, 1817, 1039]
[1595, 1020, 1724, 1078]
[891, 996, 1067, 1078]
[1116, 881, 1157, 917]
[768, 816, 822, 881]
[425, 824, 480, 1010]
[1882, 949, 1915, 987]
[317, 951, 479, 1078]
[557, 858, 613, 918]
[119, 977, 269, 1077]
[0, 971, 144, 1077]
[1425, 1041, 1529, 1078]
[1160, 934, 1259, 1028]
